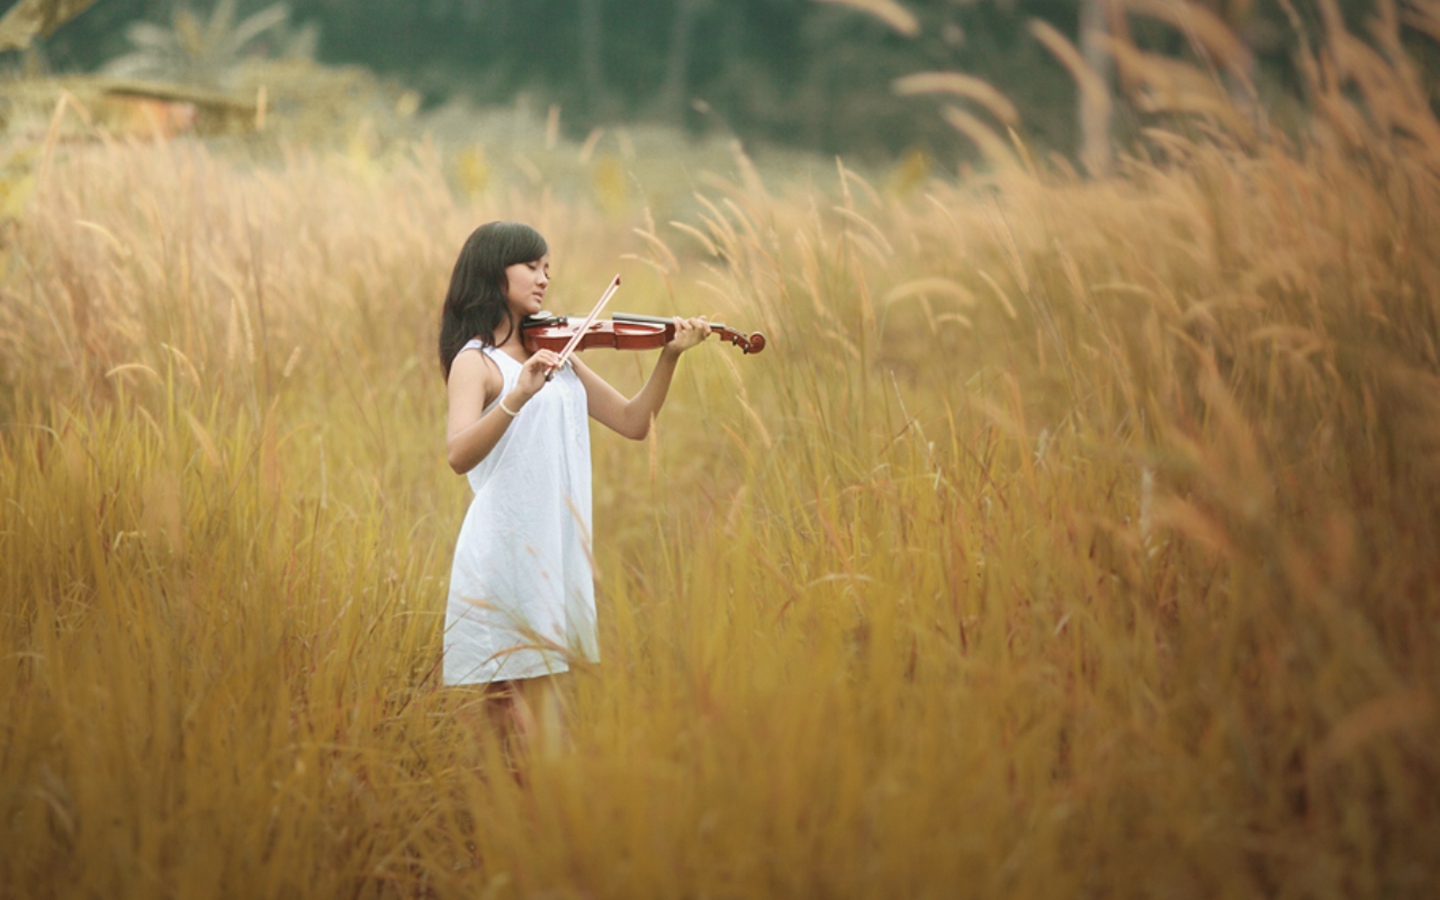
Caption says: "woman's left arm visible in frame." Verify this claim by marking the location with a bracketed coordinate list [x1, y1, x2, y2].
[573, 316, 710, 440]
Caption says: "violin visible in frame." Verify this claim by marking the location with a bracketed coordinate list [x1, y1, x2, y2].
[522, 312, 767, 356]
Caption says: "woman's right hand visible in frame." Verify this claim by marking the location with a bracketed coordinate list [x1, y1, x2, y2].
[513, 349, 562, 404]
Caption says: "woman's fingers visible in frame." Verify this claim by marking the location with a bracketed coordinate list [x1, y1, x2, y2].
[516, 350, 561, 393]
[669, 316, 711, 352]
[530, 349, 561, 371]
[524, 350, 558, 377]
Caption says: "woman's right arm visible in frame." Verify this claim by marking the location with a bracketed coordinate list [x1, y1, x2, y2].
[445, 348, 562, 474]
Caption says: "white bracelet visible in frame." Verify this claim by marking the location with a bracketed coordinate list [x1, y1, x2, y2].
[498, 397, 520, 417]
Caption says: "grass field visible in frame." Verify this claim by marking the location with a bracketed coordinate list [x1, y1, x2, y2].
[3, 18, 1439, 898]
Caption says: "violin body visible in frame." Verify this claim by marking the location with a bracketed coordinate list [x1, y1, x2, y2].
[523, 312, 766, 356]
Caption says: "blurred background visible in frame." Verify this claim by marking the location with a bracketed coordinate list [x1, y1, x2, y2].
[11, 0, 1437, 168]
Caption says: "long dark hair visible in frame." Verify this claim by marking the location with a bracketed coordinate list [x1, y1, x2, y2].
[438, 221, 549, 379]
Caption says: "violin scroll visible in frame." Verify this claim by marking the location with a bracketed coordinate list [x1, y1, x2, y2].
[711, 327, 765, 355]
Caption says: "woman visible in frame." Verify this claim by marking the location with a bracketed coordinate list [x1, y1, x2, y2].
[437, 221, 709, 732]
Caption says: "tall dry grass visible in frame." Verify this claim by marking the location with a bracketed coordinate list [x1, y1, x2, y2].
[3, 9, 1440, 897]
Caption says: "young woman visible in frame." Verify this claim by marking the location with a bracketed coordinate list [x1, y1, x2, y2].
[437, 221, 709, 724]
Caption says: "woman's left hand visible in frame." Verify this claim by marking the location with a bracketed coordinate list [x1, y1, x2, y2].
[664, 316, 712, 356]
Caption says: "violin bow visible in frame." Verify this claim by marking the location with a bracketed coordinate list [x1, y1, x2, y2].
[548, 274, 621, 378]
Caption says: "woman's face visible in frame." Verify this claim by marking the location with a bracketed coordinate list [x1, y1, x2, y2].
[503, 255, 550, 319]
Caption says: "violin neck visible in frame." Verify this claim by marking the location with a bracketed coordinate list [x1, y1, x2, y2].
[612, 311, 739, 335]
[611, 311, 720, 328]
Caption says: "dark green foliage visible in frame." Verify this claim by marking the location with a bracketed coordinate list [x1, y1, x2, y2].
[18, 0, 1425, 164]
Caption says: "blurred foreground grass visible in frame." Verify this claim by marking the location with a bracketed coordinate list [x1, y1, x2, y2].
[3, 30, 1440, 900]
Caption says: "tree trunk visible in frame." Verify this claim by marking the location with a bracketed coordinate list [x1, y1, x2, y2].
[1078, 0, 1114, 177]
[578, 0, 612, 119]
[657, 0, 706, 123]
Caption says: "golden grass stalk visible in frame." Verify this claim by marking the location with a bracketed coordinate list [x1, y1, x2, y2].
[891, 72, 1020, 126]
[1103, 35, 1259, 142]
[812, 0, 920, 37]
[1120, 0, 1255, 77]
[1027, 19, 1115, 175]
[1400, 0, 1440, 42]
[940, 105, 1019, 170]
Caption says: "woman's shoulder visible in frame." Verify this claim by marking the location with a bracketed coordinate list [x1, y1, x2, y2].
[460, 340, 526, 366]
[449, 343, 504, 388]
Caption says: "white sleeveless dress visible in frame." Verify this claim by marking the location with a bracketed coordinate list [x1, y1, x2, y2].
[442, 340, 598, 685]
